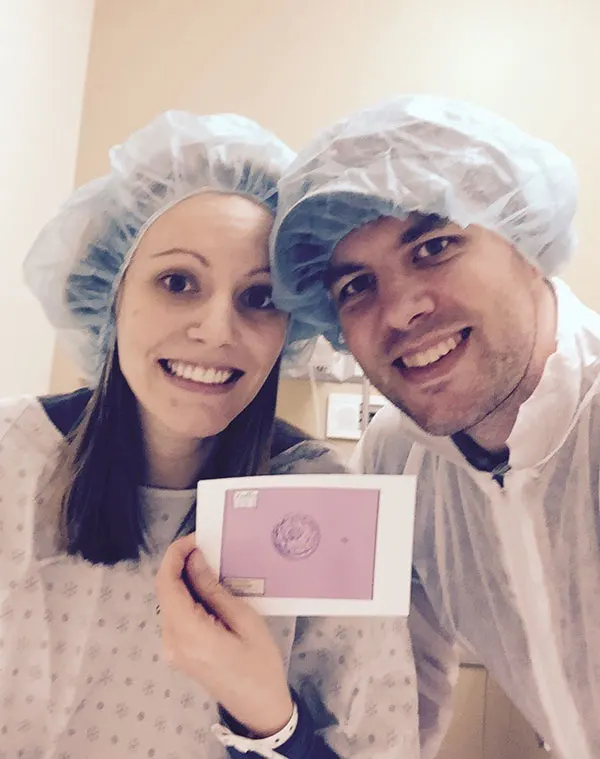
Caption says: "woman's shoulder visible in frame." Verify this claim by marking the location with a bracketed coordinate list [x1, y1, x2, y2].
[0, 394, 34, 427]
[0, 394, 50, 446]
[0, 389, 92, 559]
[0, 387, 91, 451]
[269, 419, 347, 475]
[37, 387, 92, 436]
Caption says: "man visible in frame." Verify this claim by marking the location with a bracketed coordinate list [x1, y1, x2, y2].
[271, 95, 599, 759]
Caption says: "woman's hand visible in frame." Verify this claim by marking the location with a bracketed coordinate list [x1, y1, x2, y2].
[156, 533, 294, 737]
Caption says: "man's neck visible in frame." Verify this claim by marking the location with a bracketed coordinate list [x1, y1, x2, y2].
[465, 280, 558, 453]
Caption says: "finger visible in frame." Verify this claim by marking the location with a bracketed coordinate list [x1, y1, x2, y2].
[156, 534, 208, 620]
[185, 548, 258, 637]
[160, 533, 197, 574]
[157, 536, 234, 673]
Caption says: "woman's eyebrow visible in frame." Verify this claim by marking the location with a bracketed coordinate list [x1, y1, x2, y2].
[151, 248, 210, 266]
[151, 251, 270, 278]
[246, 265, 271, 277]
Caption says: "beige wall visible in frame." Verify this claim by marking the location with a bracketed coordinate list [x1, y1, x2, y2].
[437, 667, 554, 759]
[276, 378, 367, 462]
[76, 0, 600, 294]
[51, 0, 600, 394]
[0, 0, 95, 397]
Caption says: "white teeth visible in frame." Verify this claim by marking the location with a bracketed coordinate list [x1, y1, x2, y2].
[195, 367, 215, 384]
[166, 360, 234, 385]
[402, 334, 461, 369]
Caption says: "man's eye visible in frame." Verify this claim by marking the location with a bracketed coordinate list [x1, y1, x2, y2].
[335, 272, 375, 305]
[161, 273, 198, 294]
[241, 284, 276, 310]
[413, 236, 457, 260]
[413, 236, 459, 260]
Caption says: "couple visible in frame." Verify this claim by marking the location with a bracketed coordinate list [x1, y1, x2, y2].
[0, 96, 596, 759]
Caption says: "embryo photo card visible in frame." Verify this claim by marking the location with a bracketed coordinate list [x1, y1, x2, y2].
[196, 474, 416, 616]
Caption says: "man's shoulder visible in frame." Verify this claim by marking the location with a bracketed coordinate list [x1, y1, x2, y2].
[365, 402, 406, 441]
[579, 384, 600, 436]
[354, 403, 414, 474]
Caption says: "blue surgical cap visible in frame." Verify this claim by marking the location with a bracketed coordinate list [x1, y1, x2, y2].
[271, 94, 578, 350]
[24, 111, 299, 383]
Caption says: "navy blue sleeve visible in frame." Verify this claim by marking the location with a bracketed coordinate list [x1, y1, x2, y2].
[222, 692, 342, 759]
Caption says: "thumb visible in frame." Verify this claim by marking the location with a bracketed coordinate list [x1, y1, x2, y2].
[185, 549, 254, 634]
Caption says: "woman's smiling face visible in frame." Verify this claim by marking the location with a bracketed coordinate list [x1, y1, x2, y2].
[116, 192, 288, 441]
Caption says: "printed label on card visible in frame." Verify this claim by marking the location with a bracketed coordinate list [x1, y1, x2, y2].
[232, 490, 258, 509]
[223, 578, 266, 596]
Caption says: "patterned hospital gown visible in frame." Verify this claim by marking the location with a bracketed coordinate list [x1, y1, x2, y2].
[0, 395, 419, 758]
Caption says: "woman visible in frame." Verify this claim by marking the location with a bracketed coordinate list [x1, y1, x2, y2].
[0, 112, 418, 759]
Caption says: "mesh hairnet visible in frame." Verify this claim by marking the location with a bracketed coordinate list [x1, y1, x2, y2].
[24, 111, 301, 382]
[271, 94, 578, 350]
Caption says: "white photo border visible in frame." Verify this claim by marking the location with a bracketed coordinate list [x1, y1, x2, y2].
[196, 474, 416, 617]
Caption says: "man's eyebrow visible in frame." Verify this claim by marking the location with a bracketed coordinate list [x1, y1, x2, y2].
[323, 262, 364, 290]
[321, 215, 450, 290]
[401, 214, 450, 245]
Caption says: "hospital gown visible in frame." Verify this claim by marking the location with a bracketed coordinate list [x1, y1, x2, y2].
[0, 392, 419, 758]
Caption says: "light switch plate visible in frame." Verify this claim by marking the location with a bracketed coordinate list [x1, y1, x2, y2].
[326, 392, 386, 440]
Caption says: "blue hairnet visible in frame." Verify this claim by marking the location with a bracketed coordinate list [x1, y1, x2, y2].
[271, 95, 578, 350]
[24, 111, 301, 382]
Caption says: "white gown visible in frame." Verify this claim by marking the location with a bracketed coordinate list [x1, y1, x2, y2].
[355, 280, 600, 759]
[0, 396, 419, 759]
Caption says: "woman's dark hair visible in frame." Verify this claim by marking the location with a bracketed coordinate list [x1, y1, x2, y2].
[54, 343, 281, 565]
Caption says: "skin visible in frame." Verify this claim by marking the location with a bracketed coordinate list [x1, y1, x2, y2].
[116, 192, 288, 488]
[326, 214, 558, 451]
[114, 191, 293, 736]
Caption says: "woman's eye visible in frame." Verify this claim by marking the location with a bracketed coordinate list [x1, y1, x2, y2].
[241, 284, 276, 310]
[335, 272, 375, 306]
[413, 236, 457, 260]
[161, 273, 198, 294]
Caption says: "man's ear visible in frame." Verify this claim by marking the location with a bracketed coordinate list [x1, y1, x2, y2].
[511, 245, 544, 282]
